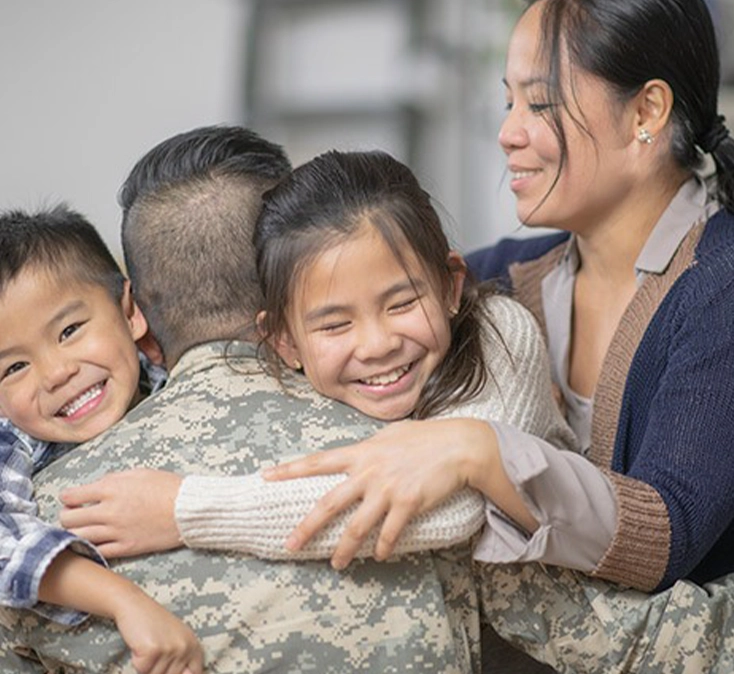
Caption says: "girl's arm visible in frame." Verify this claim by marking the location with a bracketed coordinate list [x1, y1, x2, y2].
[59, 467, 487, 561]
[39, 550, 203, 674]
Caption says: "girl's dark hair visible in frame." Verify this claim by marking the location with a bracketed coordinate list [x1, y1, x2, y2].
[255, 149, 496, 419]
[529, 0, 734, 212]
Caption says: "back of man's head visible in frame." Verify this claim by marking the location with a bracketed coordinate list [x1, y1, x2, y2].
[120, 125, 291, 367]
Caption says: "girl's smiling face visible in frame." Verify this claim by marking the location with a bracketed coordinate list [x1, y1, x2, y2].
[274, 221, 463, 421]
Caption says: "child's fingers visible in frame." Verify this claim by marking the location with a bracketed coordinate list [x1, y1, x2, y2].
[59, 502, 105, 529]
[59, 481, 106, 507]
[330, 497, 389, 570]
[63, 523, 112, 545]
[374, 508, 414, 561]
[262, 445, 360, 481]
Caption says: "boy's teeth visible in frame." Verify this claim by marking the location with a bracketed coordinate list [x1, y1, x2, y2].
[58, 382, 104, 417]
[361, 365, 410, 387]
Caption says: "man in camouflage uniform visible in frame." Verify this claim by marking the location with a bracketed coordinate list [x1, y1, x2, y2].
[0, 126, 480, 673]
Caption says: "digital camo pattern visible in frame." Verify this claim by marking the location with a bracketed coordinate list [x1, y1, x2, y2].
[477, 561, 734, 674]
[0, 342, 480, 673]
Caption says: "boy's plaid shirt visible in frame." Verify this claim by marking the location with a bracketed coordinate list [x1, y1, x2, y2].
[0, 354, 166, 625]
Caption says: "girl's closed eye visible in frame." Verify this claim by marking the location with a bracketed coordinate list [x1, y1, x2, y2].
[317, 320, 351, 334]
[389, 296, 420, 314]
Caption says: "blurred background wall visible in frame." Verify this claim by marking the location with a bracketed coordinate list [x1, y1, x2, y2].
[1, 0, 732, 259]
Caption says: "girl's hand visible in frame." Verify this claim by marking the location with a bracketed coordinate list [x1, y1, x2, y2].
[59, 469, 183, 558]
[112, 586, 204, 674]
[262, 417, 499, 569]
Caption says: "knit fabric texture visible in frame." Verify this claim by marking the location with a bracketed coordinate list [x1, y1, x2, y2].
[496, 208, 734, 591]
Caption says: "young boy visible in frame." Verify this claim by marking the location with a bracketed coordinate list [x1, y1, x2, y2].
[0, 206, 202, 674]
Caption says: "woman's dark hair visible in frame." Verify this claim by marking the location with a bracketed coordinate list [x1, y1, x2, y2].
[255, 149, 497, 419]
[529, 0, 734, 212]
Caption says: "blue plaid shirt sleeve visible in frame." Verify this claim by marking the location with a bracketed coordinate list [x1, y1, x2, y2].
[0, 419, 106, 626]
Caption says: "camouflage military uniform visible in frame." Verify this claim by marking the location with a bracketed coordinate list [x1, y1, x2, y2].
[0, 342, 480, 673]
[478, 562, 734, 674]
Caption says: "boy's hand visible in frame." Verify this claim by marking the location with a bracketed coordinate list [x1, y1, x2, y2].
[59, 469, 183, 557]
[112, 586, 204, 674]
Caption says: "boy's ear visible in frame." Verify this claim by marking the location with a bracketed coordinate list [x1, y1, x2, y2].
[447, 251, 467, 315]
[120, 280, 149, 343]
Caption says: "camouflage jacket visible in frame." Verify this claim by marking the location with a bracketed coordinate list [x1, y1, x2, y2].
[0, 341, 479, 674]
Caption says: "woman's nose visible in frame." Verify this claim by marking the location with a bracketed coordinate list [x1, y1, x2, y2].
[498, 106, 528, 154]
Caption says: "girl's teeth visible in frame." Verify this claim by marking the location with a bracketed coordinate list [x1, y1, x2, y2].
[513, 170, 538, 179]
[58, 382, 104, 417]
[361, 365, 410, 386]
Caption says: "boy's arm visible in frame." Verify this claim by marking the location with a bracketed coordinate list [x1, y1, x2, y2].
[39, 550, 203, 674]
[0, 428, 105, 625]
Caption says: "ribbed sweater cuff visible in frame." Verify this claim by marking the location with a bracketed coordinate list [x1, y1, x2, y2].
[591, 471, 670, 591]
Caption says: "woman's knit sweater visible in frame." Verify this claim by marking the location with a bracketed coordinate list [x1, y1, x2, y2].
[472, 207, 734, 591]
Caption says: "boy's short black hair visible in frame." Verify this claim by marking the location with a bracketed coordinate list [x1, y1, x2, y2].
[0, 205, 125, 300]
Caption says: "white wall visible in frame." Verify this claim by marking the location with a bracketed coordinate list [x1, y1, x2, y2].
[0, 0, 249, 258]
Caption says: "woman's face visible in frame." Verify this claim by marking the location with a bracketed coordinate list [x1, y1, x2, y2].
[499, 1, 638, 233]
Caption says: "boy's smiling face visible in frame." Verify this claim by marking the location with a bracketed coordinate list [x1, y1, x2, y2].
[0, 267, 147, 444]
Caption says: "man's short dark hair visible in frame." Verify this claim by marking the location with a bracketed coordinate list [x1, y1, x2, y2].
[120, 125, 291, 365]
[0, 205, 124, 300]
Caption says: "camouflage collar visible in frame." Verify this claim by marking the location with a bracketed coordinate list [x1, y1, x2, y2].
[170, 340, 258, 380]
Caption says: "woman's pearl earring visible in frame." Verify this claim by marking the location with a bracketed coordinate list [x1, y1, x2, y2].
[638, 128, 654, 144]
[293, 359, 302, 370]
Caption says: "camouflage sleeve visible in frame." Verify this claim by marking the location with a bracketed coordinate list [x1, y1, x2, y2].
[477, 561, 734, 674]
[176, 472, 486, 558]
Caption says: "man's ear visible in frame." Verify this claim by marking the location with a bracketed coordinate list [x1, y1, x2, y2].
[120, 281, 149, 343]
[258, 311, 302, 370]
[446, 251, 467, 315]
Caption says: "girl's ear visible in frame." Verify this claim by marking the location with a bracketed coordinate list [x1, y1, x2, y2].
[121, 280, 149, 343]
[259, 311, 302, 370]
[446, 251, 467, 315]
[273, 330, 302, 370]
